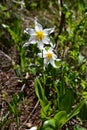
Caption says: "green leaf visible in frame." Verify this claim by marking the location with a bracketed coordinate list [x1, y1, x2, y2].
[0, 4, 7, 11]
[54, 111, 67, 128]
[74, 124, 86, 130]
[8, 28, 19, 43]
[77, 0, 86, 12]
[34, 78, 48, 107]
[79, 100, 87, 120]
[66, 99, 86, 123]
[82, 92, 87, 99]
[7, 102, 15, 114]
[12, 18, 21, 36]
[59, 89, 74, 113]
[34, 78, 52, 119]
[41, 104, 51, 119]
[41, 119, 56, 130]
[2, 24, 19, 43]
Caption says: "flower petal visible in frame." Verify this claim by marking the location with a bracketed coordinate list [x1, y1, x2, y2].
[38, 52, 42, 57]
[29, 126, 37, 130]
[50, 60, 57, 68]
[28, 36, 36, 44]
[43, 27, 55, 35]
[53, 53, 57, 60]
[34, 19, 43, 31]
[44, 58, 48, 65]
[23, 41, 30, 47]
[56, 58, 61, 61]
[24, 28, 35, 35]
[37, 42, 44, 50]
[42, 37, 50, 44]
[49, 42, 55, 48]
[48, 47, 54, 51]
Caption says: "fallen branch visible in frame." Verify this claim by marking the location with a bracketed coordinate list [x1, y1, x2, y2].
[19, 100, 39, 129]
[0, 50, 15, 66]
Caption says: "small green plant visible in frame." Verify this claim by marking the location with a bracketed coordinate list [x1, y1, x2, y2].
[23, 16, 87, 129]
[4, 92, 24, 129]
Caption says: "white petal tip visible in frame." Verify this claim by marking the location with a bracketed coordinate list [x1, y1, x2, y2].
[28, 126, 37, 130]
[23, 42, 30, 47]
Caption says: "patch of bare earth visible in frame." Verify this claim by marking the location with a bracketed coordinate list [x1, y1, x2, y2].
[0, 47, 41, 130]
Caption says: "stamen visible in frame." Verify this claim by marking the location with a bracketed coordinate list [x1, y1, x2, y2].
[36, 31, 44, 41]
[46, 52, 53, 59]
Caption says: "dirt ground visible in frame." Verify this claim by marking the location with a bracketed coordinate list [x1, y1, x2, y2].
[0, 46, 41, 130]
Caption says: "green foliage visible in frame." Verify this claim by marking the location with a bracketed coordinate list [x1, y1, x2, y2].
[41, 119, 56, 130]
[34, 78, 48, 106]
[34, 78, 51, 119]
[40, 99, 86, 129]
[74, 124, 86, 130]
[79, 100, 87, 120]
[1, 0, 87, 129]
[59, 90, 74, 113]
[5, 92, 24, 128]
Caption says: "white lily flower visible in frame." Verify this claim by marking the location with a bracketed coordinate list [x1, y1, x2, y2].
[26, 126, 37, 130]
[38, 48, 60, 68]
[23, 18, 54, 49]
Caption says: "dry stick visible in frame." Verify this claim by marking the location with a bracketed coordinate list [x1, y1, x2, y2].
[21, 83, 26, 91]
[55, 0, 65, 51]
[12, 0, 25, 10]
[0, 50, 15, 66]
[19, 100, 39, 130]
[58, 0, 65, 36]
[0, 111, 10, 122]
[12, 0, 24, 5]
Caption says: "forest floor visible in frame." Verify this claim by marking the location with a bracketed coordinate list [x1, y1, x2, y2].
[0, 46, 40, 130]
[0, 5, 87, 130]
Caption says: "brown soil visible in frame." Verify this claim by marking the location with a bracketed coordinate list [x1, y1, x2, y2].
[0, 46, 41, 130]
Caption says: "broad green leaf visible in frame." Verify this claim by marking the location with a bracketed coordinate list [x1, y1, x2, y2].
[77, 0, 86, 12]
[54, 111, 67, 128]
[41, 103, 51, 119]
[82, 92, 87, 99]
[79, 100, 87, 120]
[0, 4, 7, 11]
[34, 78, 52, 118]
[34, 78, 48, 106]
[57, 99, 86, 128]
[59, 89, 74, 113]
[66, 99, 86, 124]
[42, 119, 56, 130]
[74, 124, 86, 130]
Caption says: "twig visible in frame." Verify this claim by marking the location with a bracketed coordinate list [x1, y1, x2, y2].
[12, 0, 24, 5]
[58, 0, 65, 36]
[0, 111, 9, 122]
[12, 0, 25, 10]
[0, 50, 15, 66]
[55, 0, 65, 51]
[21, 83, 26, 91]
[19, 100, 39, 129]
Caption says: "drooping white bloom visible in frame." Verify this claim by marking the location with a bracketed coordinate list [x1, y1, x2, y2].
[23, 18, 55, 49]
[38, 47, 60, 68]
[26, 126, 37, 130]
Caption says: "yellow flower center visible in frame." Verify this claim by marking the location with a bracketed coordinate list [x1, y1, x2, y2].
[46, 52, 53, 59]
[36, 31, 44, 41]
